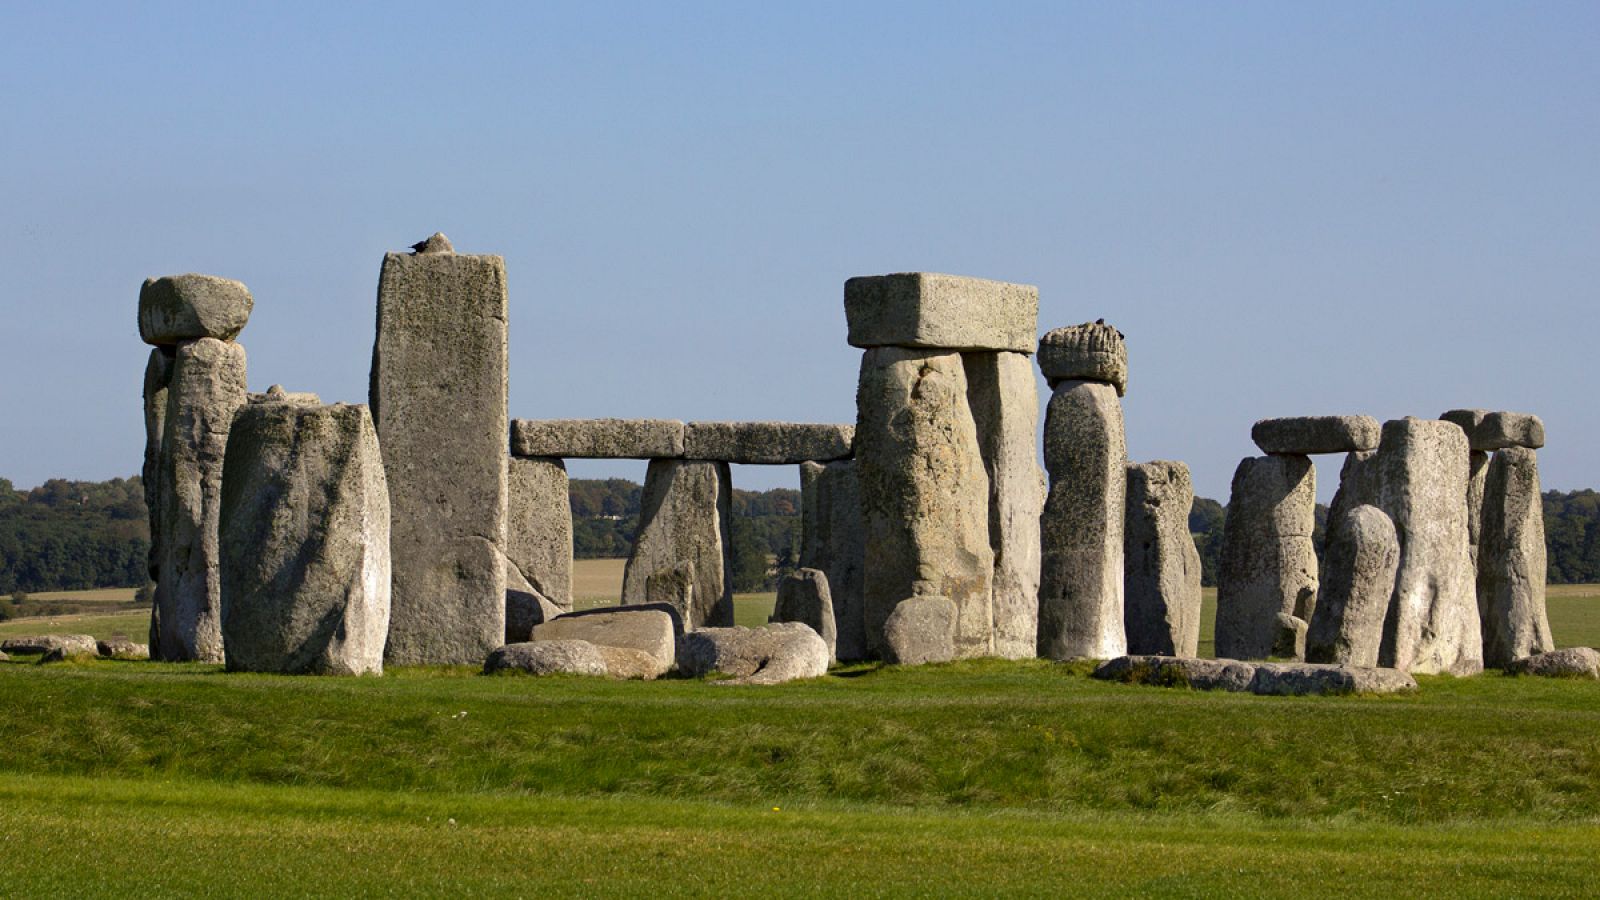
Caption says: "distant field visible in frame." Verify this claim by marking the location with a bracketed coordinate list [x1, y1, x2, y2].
[572, 558, 775, 627]
[17, 587, 138, 604]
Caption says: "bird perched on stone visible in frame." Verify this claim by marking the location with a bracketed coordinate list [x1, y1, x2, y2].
[410, 233, 454, 255]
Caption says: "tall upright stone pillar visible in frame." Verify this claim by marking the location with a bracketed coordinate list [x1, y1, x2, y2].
[1036, 322, 1129, 660]
[141, 348, 175, 582]
[1214, 454, 1317, 660]
[1478, 446, 1553, 667]
[370, 234, 509, 665]
[799, 460, 866, 661]
[507, 456, 574, 611]
[1124, 460, 1202, 657]
[621, 459, 733, 628]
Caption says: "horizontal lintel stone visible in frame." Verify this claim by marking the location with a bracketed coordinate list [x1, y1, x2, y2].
[511, 419, 685, 459]
[1439, 409, 1545, 451]
[844, 272, 1038, 352]
[683, 422, 854, 464]
[1251, 415, 1381, 455]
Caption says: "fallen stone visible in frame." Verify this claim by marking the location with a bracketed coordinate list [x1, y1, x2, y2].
[1250, 416, 1381, 455]
[560, 602, 686, 639]
[844, 272, 1038, 352]
[1091, 655, 1256, 692]
[676, 622, 829, 685]
[683, 422, 854, 464]
[1478, 447, 1553, 667]
[855, 347, 994, 658]
[507, 456, 573, 610]
[1092, 655, 1416, 695]
[1440, 409, 1546, 451]
[964, 350, 1044, 659]
[621, 460, 733, 628]
[799, 460, 866, 662]
[138, 274, 254, 346]
[1215, 454, 1318, 661]
[595, 646, 665, 680]
[504, 562, 563, 643]
[1248, 662, 1418, 696]
[1, 634, 99, 657]
[1506, 647, 1600, 679]
[219, 402, 390, 675]
[142, 347, 175, 583]
[1123, 460, 1203, 657]
[511, 418, 685, 459]
[532, 607, 676, 677]
[771, 568, 837, 663]
[97, 638, 149, 660]
[1039, 379, 1126, 660]
[1036, 322, 1128, 396]
[483, 640, 609, 677]
[1306, 505, 1401, 668]
[0, 651, 8, 662]
[882, 595, 957, 665]
[372, 247, 508, 666]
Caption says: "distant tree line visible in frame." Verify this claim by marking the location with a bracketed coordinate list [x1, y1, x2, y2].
[0, 477, 149, 595]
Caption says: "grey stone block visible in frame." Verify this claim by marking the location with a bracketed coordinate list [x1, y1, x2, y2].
[683, 421, 853, 464]
[844, 272, 1038, 352]
[1, 634, 99, 657]
[511, 418, 685, 459]
[507, 457, 573, 610]
[1092, 655, 1416, 695]
[799, 460, 867, 662]
[484, 640, 609, 677]
[1440, 409, 1546, 451]
[248, 385, 321, 406]
[1036, 322, 1127, 396]
[1478, 447, 1553, 667]
[1214, 454, 1318, 661]
[771, 568, 837, 663]
[139, 274, 253, 346]
[142, 347, 175, 582]
[1251, 415, 1381, 455]
[621, 460, 733, 628]
[533, 607, 676, 677]
[883, 595, 958, 665]
[677, 622, 829, 684]
[97, 638, 148, 660]
[1306, 505, 1400, 668]
[1506, 647, 1600, 678]
[504, 561, 563, 643]
[1123, 461, 1202, 657]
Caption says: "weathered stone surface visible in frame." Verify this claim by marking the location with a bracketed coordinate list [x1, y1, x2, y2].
[1091, 655, 1256, 692]
[799, 460, 867, 662]
[856, 348, 994, 659]
[511, 419, 685, 459]
[139, 274, 253, 346]
[1506, 647, 1600, 679]
[1272, 613, 1308, 660]
[683, 422, 854, 464]
[844, 272, 1038, 352]
[1, 634, 99, 657]
[97, 638, 149, 660]
[532, 608, 676, 676]
[142, 347, 175, 583]
[1039, 380, 1126, 660]
[771, 568, 837, 663]
[1248, 662, 1418, 696]
[219, 402, 390, 676]
[621, 460, 733, 628]
[1440, 409, 1546, 451]
[507, 456, 573, 611]
[483, 640, 609, 677]
[1123, 460, 1202, 657]
[1093, 655, 1416, 695]
[1479, 447, 1553, 668]
[411, 232, 454, 254]
[154, 337, 248, 662]
[371, 249, 508, 666]
[1466, 449, 1489, 571]
[505, 562, 564, 643]
[643, 564, 696, 625]
[882, 595, 957, 665]
[1036, 322, 1127, 396]
[1215, 454, 1317, 661]
[595, 645, 665, 680]
[248, 385, 321, 406]
[1306, 505, 1401, 668]
[964, 350, 1044, 659]
[0, 651, 7, 662]
[1250, 416, 1380, 455]
[676, 622, 829, 684]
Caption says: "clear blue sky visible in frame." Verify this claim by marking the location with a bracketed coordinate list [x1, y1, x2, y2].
[2, 1, 1595, 501]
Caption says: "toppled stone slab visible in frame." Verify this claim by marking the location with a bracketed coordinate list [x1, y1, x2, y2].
[0, 651, 7, 662]
[1123, 460, 1203, 657]
[97, 638, 149, 660]
[483, 640, 610, 677]
[505, 562, 564, 643]
[1092, 655, 1417, 695]
[507, 456, 573, 610]
[139, 274, 254, 346]
[844, 273, 1038, 352]
[532, 607, 676, 677]
[799, 460, 866, 662]
[1215, 454, 1318, 661]
[771, 568, 837, 663]
[1251, 416, 1380, 455]
[1036, 322, 1128, 396]
[883, 595, 957, 665]
[1, 634, 99, 657]
[595, 645, 665, 680]
[621, 460, 733, 628]
[677, 622, 829, 684]
[683, 422, 854, 464]
[1440, 409, 1546, 451]
[1505, 647, 1600, 679]
[511, 419, 685, 459]
[1306, 505, 1401, 668]
[1479, 447, 1553, 667]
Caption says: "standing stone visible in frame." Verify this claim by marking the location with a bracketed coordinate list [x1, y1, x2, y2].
[138, 274, 253, 345]
[1478, 447, 1553, 667]
[1123, 460, 1202, 657]
[153, 337, 248, 662]
[621, 460, 733, 628]
[370, 243, 508, 665]
[771, 568, 837, 663]
[142, 347, 175, 581]
[507, 457, 573, 611]
[1214, 455, 1317, 661]
[644, 563, 697, 622]
[219, 402, 390, 675]
[1037, 321, 1128, 396]
[1440, 409, 1546, 451]
[883, 595, 957, 665]
[505, 562, 563, 643]
[799, 460, 867, 661]
[963, 350, 1043, 659]
[1038, 380, 1127, 660]
[855, 348, 995, 659]
[1306, 505, 1400, 667]
[1466, 450, 1489, 570]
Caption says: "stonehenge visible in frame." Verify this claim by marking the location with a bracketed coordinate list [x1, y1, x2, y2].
[507, 456, 574, 611]
[1123, 460, 1202, 657]
[1215, 454, 1317, 660]
[1477, 447, 1552, 667]
[1305, 504, 1400, 667]
[771, 568, 837, 663]
[799, 460, 866, 661]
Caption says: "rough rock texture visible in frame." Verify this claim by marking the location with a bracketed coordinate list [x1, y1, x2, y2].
[531, 608, 676, 677]
[799, 460, 866, 662]
[1250, 416, 1381, 455]
[595, 646, 665, 680]
[855, 347, 995, 659]
[97, 638, 149, 660]
[771, 568, 837, 662]
[483, 640, 609, 677]
[219, 402, 391, 676]
[1036, 322, 1128, 396]
[620, 460, 733, 628]
[1306, 505, 1401, 668]
[1506, 647, 1600, 679]
[643, 564, 696, 624]
[1466, 449, 1489, 571]
[1123, 460, 1203, 657]
[505, 562, 564, 643]
[844, 272, 1038, 352]
[139, 274, 254, 345]
[1093, 655, 1417, 695]
[1215, 455, 1318, 661]
[371, 248, 508, 666]
[511, 418, 685, 459]
[1440, 409, 1546, 451]
[142, 347, 175, 582]
[506, 456, 573, 611]
[676, 622, 829, 685]
[1478, 447, 1553, 668]
[0, 651, 7, 662]
[154, 337, 248, 662]
[1272, 613, 1308, 660]
[412, 232, 454, 254]
[248, 385, 321, 406]
[683, 422, 854, 464]
[964, 350, 1044, 659]
[1038, 379, 1126, 660]
[882, 595, 957, 665]
[1, 635, 99, 657]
